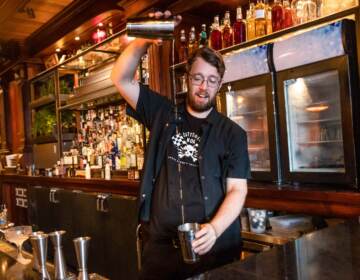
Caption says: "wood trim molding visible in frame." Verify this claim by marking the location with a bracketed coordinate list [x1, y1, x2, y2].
[25, 0, 124, 56]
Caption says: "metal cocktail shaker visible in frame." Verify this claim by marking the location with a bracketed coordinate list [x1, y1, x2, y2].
[73, 236, 91, 280]
[126, 17, 175, 39]
[49, 230, 68, 280]
[30, 232, 51, 279]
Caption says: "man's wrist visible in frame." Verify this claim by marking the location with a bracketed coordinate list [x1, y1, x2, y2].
[208, 222, 218, 239]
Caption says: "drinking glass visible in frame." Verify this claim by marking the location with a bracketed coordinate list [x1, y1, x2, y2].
[4, 225, 33, 265]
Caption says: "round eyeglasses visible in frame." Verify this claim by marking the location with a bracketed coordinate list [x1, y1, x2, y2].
[189, 74, 221, 88]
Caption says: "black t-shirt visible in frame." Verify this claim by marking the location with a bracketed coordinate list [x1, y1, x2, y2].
[150, 110, 207, 240]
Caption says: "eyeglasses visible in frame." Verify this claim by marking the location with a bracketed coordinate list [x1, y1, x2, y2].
[189, 73, 221, 88]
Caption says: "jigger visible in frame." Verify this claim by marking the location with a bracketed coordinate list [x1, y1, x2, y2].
[31, 231, 44, 273]
[30, 233, 51, 280]
[73, 236, 91, 280]
[49, 230, 68, 280]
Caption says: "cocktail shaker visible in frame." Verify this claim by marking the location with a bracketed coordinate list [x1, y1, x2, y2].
[126, 17, 175, 39]
[30, 232, 51, 279]
[49, 230, 68, 280]
[73, 236, 91, 280]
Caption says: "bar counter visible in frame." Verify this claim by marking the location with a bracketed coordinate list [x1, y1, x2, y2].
[207, 220, 360, 279]
[1, 174, 360, 217]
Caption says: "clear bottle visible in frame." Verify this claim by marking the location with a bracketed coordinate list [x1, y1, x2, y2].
[272, 0, 284, 32]
[283, 0, 294, 28]
[246, 4, 256, 40]
[291, 0, 303, 25]
[199, 24, 208, 48]
[210, 15, 222, 50]
[222, 11, 233, 48]
[178, 29, 188, 62]
[301, 0, 317, 23]
[233, 7, 247, 44]
[85, 162, 91, 179]
[105, 162, 111, 180]
[255, 0, 267, 38]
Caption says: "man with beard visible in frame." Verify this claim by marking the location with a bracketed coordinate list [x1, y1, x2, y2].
[111, 11, 250, 280]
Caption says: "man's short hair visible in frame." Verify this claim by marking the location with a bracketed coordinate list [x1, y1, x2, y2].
[186, 47, 225, 79]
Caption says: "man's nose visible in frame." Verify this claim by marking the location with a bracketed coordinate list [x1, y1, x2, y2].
[199, 79, 208, 90]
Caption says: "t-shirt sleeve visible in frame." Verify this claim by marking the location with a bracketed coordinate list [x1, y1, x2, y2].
[126, 83, 171, 129]
[226, 128, 251, 179]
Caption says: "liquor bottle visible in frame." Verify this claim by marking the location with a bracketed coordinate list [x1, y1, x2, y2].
[233, 7, 247, 44]
[210, 15, 222, 50]
[266, 5, 272, 34]
[255, 0, 267, 38]
[272, 0, 284, 32]
[178, 29, 188, 62]
[188, 26, 197, 56]
[105, 162, 111, 180]
[85, 162, 91, 179]
[246, 4, 256, 40]
[283, 0, 294, 28]
[199, 24, 208, 48]
[300, 0, 317, 23]
[222, 11, 233, 48]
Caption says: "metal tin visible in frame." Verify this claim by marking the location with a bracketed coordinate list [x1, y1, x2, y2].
[126, 17, 175, 39]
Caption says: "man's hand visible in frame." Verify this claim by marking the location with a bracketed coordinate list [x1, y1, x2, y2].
[192, 223, 217, 255]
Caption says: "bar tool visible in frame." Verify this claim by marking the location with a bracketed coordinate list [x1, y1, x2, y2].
[73, 236, 91, 280]
[49, 230, 68, 280]
[30, 232, 51, 279]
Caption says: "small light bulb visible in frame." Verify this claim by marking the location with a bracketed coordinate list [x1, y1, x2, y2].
[75, 36, 80, 41]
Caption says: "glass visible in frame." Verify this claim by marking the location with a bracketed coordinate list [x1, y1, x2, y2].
[189, 74, 220, 88]
[292, 0, 317, 24]
[4, 225, 33, 265]
[226, 86, 270, 171]
[284, 70, 344, 173]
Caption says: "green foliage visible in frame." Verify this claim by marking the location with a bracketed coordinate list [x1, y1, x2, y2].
[32, 106, 56, 137]
[60, 80, 70, 94]
[38, 78, 55, 97]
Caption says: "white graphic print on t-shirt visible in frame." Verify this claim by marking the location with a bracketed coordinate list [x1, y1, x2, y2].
[171, 132, 201, 165]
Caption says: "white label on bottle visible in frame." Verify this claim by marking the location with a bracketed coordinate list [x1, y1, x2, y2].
[255, 9, 265, 19]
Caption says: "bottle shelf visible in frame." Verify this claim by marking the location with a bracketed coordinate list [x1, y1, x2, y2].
[297, 140, 343, 145]
[296, 117, 341, 124]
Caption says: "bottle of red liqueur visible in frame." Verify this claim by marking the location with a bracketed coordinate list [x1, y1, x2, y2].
[272, 0, 284, 32]
[222, 11, 233, 48]
[283, 0, 294, 28]
[210, 15, 222, 51]
[233, 7, 247, 44]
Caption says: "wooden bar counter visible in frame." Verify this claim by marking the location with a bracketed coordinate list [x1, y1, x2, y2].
[1, 174, 360, 222]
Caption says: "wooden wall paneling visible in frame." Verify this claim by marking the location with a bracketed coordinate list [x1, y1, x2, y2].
[8, 80, 25, 153]
[0, 86, 9, 154]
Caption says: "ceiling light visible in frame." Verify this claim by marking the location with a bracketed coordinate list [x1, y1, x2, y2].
[55, 48, 61, 52]
[75, 36, 80, 41]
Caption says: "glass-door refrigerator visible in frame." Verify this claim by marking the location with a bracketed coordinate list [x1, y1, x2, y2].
[273, 19, 359, 187]
[219, 44, 280, 182]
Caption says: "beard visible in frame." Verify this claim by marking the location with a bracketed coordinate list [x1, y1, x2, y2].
[186, 90, 216, 112]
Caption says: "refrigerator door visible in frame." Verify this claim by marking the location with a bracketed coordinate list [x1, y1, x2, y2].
[277, 56, 356, 185]
[284, 70, 344, 173]
[221, 75, 278, 181]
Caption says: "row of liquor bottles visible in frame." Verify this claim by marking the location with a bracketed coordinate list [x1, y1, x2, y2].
[55, 104, 145, 180]
[178, 0, 356, 60]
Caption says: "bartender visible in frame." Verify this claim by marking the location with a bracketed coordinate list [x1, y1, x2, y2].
[111, 11, 250, 280]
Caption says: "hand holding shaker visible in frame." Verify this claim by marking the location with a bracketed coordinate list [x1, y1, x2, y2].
[178, 223, 200, 264]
